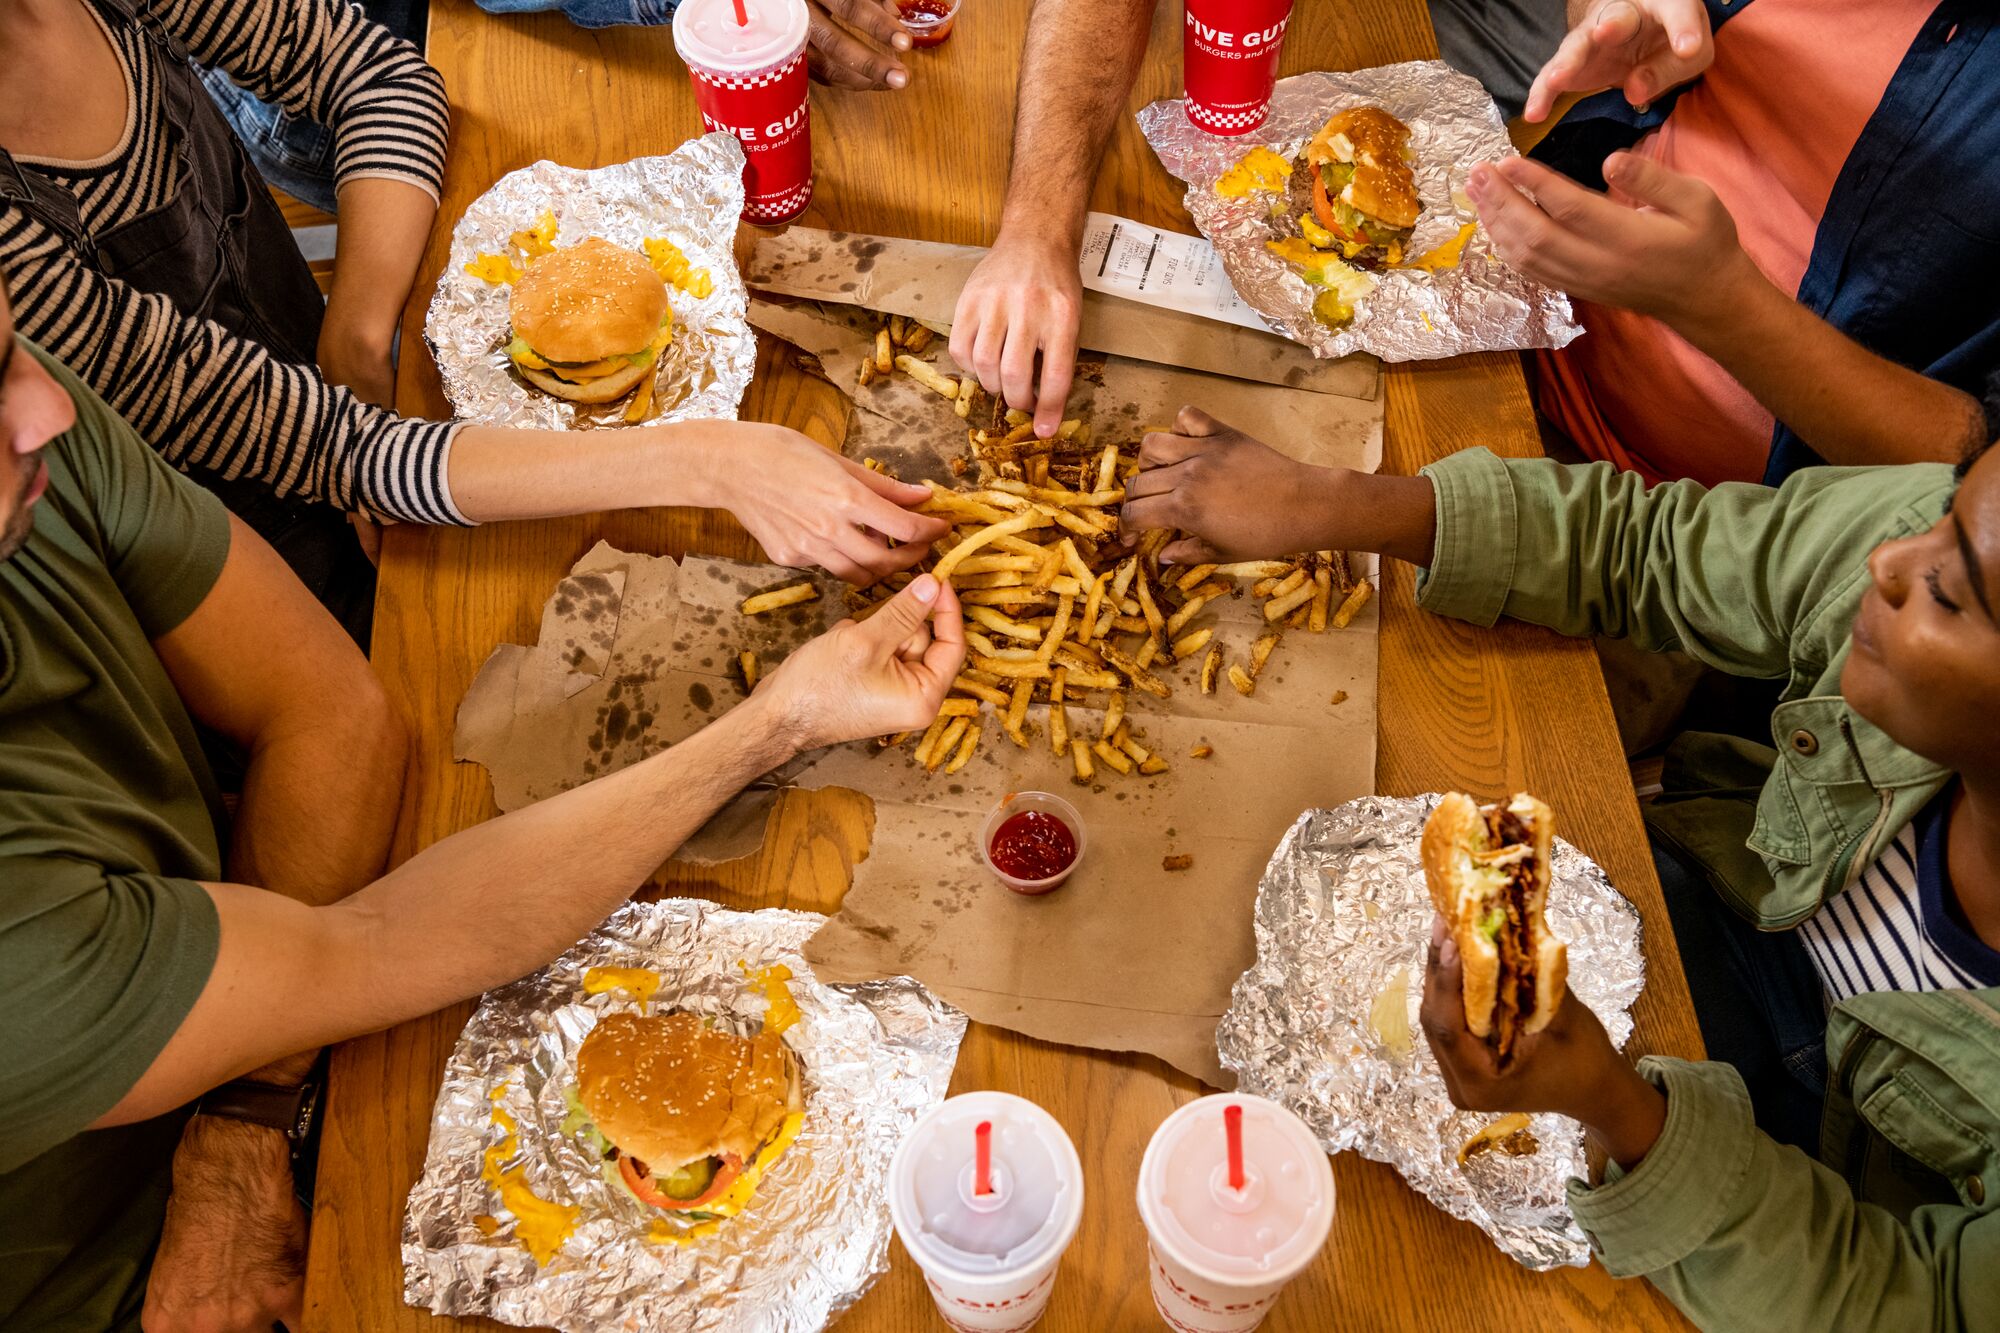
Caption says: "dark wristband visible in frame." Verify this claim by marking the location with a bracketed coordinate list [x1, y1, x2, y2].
[194, 1077, 320, 1146]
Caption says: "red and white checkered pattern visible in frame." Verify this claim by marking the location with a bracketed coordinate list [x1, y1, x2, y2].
[689, 51, 804, 91]
[1186, 102, 1268, 133]
[744, 175, 814, 223]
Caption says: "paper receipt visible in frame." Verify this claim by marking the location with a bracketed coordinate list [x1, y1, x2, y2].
[1078, 212, 1270, 333]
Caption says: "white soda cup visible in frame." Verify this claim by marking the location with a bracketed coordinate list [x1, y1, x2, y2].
[1137, 1093, 1335, 1332]
[890, 1092, 1084, 1332]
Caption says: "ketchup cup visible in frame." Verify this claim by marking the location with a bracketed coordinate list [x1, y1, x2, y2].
[980, 792, 1085, 895]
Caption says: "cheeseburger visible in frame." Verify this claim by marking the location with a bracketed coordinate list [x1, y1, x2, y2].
[1301, 106, 1420, 267]
[1422, 792, 1567, 1063]
[506, 238, 674, 409]
[567, 1011, 804, 1218]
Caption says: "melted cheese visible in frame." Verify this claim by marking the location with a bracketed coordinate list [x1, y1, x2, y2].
[465, 252, 523, 285]
[647, 1110, 808, 1245]
[1402, 221, 1477, 273]
[740, 961, 801, 1035]
[583, 965, 661, 1013]
[644, 236, 715, 298]
[510, 209, 559, 259]
[479, 1085, 580, 1266]
[1215, 147, 1293, 199]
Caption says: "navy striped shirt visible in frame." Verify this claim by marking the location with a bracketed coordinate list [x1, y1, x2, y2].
[0, 0, 464, 526]
[1799, 793, 2000, 1003]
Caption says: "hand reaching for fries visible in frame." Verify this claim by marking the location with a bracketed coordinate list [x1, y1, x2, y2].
[756, 574, 967, 751]
[1120, 408, 1348, 565]
[805, 0, 913, 91]
[949, 229, 1083, 441]
[714, 427, 951, 584]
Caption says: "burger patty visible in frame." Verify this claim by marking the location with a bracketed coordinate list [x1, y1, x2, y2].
[1484, 808, 1539, 1057]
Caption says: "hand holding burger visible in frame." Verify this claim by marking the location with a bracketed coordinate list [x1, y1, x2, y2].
[1417, 792, 1665, 1171]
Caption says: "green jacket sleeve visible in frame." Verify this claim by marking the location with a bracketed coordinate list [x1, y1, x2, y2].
[1415, 450, 1954, 678]
[1569, 1058, 2000, 1331]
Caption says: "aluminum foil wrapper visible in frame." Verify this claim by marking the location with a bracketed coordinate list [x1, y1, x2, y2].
[426, 133, 757, 427]
[403, 898, 967, 1330]
[1139, 63, 1582, 362]
[1219, 794, 1645, 1269]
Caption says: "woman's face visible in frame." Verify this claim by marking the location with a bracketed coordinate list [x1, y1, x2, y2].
[1842, 444, 2000, 781]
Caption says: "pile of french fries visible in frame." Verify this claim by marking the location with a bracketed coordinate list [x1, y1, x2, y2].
[743, 310, 1375, 787]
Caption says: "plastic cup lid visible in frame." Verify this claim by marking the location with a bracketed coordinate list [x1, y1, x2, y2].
[890, 1091, 1085, 1282]
[1138, 1093, 1335, 1284]
[672, 0, 810, 73]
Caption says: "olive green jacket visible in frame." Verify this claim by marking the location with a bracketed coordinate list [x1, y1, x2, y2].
[1416, 450, 1999, 1330]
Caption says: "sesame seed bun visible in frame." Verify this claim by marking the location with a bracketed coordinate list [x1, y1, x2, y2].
[509, 238, 669, 367]
[575, 1012, 801, 1174]
[1306, 106, 1421, 232]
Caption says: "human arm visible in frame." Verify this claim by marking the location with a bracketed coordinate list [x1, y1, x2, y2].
[446, 421, 950, 582]
[1523, 0, 1713, 123]
[1120, 406, 1956, 675]
[92, 574, 964, 1124]
[948, 0, 1158, 437]
[1419, 917, 2000, 1328]
[1468, 152, 1988, 467]
[319, 178, 438, 407]
[140, 517, 406, 1333]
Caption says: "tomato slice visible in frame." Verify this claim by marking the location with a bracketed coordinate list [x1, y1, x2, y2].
[1311, 164, 1341, 234]
[619, 1152, 746, 1211]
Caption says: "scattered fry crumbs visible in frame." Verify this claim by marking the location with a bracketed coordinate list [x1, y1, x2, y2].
[1162, 854, 1194, 872]
[1330, 690, 1349, 706]
[1190, 744, 1213, 759]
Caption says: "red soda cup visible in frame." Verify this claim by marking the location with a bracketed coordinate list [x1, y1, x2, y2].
[673, 0, 815, 225]
[1182, 0, 1296, 136]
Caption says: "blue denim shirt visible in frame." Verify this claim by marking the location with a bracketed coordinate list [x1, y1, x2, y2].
[475, 0, 675, 29]
[1531, 0, 2000, 485]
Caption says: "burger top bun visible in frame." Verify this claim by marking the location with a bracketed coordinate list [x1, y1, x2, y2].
[509, 238, 669, 364]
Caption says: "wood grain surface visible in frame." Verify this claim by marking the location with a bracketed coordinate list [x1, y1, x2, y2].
[301, 1, 1703, 1328]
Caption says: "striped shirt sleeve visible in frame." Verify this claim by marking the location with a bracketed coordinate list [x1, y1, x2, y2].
[0, 208, 467, 525]
[156, 0, 450, 202]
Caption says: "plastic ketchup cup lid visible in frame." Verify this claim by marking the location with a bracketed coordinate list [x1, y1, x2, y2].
[1137, 1093, 1335, 1286]
[672, 0, 810, 72]
[890, 1091, 1085, 1284]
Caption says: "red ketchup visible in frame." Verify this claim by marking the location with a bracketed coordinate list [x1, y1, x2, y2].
[897, 0, 956, 47]
[987, 810, 1077, 887]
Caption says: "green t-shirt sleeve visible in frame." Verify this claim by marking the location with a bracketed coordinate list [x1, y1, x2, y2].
[0, 857, 220, 1173]
[28, 341, 231, 638]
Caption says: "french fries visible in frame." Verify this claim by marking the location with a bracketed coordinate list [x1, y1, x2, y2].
[896, 354, 961, 400]
[790, 306, 1385, 792]
[739, 650, 760, 691]
[741, 582, 817, 616]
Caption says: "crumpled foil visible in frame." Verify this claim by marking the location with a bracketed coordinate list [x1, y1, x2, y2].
[1139, 63, 1582, 362]
[402, 898, 968, 1330]
[426, 133, 757, 427]
[1218, 794, 1645, 1269]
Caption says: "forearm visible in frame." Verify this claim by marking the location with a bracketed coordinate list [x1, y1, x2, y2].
[345, 699, 796, 1029]
[996, 0, 1159, 253]
[1675, 264, 1985, 467]
[322, 178, 437, 355]
[445, 418, 735, 522]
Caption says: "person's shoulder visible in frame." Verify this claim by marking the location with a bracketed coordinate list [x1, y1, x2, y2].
[1774, 461, 1956, 532]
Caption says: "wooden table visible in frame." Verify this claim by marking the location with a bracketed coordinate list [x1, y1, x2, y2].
[303, 1, 1705, 1327]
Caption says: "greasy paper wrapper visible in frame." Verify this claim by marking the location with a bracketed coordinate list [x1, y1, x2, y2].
[1219, 795, 1646, 1269]
[402, 898, 967, 1330]
[426, 133, 756, 427]
[1140, 63, 1582, 362]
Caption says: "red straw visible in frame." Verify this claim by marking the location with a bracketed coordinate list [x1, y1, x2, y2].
[731, 0, 748, 24]
[1224, 1104, 1245, 1191]
[974, 1120, 994, 1196]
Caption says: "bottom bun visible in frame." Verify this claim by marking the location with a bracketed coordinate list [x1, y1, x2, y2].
[519, 358, 650, 405]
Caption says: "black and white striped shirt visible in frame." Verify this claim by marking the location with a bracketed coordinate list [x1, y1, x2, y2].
[0, 0, 465, 525]
[1799, 793, 2000, 1004]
